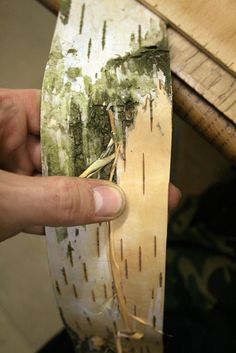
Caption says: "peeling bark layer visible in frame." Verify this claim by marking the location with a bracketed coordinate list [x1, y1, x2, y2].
[41, 1, 172, 352]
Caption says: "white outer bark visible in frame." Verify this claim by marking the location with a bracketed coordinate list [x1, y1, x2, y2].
[41, 1, 172, 352]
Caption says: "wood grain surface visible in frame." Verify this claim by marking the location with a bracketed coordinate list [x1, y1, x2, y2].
[169, 28, 236, 125]
[138, 0, 236, 76]
[173, 75, 236, 165]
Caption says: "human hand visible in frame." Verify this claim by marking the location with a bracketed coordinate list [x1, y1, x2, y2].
[0, 88, 181, 242]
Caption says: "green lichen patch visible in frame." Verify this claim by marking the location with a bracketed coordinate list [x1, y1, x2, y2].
[41, 130, 61, 176]
[86, 105, 112, 168]
[104, 45, 171, 98]
[43, 39, 65, 95]
[56, 227, 68, 242]
[69, 97, 86, 176]
[66, 67, 82, 79]
[41, 22, 171, 185]
[67, 48, 77, 55]
[60, 0, 71, 25]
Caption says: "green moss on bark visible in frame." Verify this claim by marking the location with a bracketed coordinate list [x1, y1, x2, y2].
[60, 0, 71, 25]
[69, 97, 86, 176]
[66, 67, 82, 79]
[41, 130, 61, 176]
[56, 227, 68, 242]
[41, 22, 171, 183]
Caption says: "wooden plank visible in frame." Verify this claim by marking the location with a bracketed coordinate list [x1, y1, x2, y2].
[169, 28, 236, 125]
[173, 75, 236, 165]
[138, 0, 236, 76]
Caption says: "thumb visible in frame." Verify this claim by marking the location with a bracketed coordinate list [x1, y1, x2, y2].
[0, 170, 125, 240]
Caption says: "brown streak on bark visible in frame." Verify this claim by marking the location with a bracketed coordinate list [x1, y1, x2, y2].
[139, 246, 142, 272]
[154, 235, 157, 257]
[142, 153, 145, 195]
[61, 267, 68, 285]
[120, 238, 123, 261]
[83, 262, 88, 282]
[55, 280, 61, 295]
[149, 95, 154, 131]
[91, 289, 96, 302]
[159, 272, 163, 287]
[96, 227, 100, 257]
[125, 259, 128, 279]
[72, 283, 78, 298]
[104, 284, 108, 299]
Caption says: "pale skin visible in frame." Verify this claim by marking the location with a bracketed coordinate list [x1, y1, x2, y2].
[0, 88, 181, 242]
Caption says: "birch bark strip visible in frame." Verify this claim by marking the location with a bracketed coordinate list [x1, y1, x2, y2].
[41, 1, 172, 352]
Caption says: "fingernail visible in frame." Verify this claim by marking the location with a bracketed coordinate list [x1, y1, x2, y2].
[93, 185, 125, 218]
